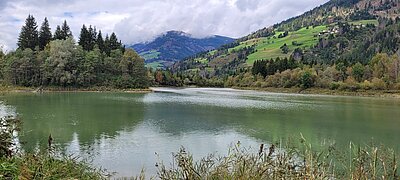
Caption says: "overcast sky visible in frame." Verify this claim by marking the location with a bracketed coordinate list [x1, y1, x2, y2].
[0, 0, 329, 51]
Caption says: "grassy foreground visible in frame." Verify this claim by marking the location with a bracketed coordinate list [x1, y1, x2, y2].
[155, 137, 399, 180]
[0, 153, 106, 179]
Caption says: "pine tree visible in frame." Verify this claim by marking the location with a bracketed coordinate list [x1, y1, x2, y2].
[96, 30, 105, 53]
[104, 34, 111, 56]
[54, 25, 63, 40]
[17, 15, 39, 50]
[109, 32, 118, 50]
[61, 20, 73, 39]
[78, 24, 90, 51]
[38, 17, 52, 50]
[88, 25, 97, 50]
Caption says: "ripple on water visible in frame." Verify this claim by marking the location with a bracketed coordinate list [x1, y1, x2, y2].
[144, 88, 321, 110]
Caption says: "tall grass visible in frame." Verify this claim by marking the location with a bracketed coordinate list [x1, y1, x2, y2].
[0, 116, 107, 179]
[156, 135, 399, 180]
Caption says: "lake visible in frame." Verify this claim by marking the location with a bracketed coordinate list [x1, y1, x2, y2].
[1, 88, 400, 177]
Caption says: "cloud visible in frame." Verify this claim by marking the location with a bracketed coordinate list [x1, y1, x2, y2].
[0, 0, 329, 51]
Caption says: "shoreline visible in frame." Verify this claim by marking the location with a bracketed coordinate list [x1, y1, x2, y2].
[234, 86, 400, 98]
[2, 85, 400, 98]
[0, 85, 153, 94]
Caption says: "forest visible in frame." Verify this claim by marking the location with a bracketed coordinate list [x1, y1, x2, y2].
[0, 15, 148, 89]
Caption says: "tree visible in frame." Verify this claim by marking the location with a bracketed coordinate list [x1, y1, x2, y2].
[17, 15, 39, 50]
[78, 46, 102, 86]
[352, 62, 365, 82]
[109, 32, 120, 50]
[117, 49, 147, 88]
[61, 20, 73, 39]
[78, 25, 90, 51]
[42, 38, 82, 86]
[104, 34, 111, 55]
[280, 43, 289, 54]
[336, 62, 347, 81]
[300, 69, 314, 89]
[4, 49, 41, 86]
[38, 17, 52, 50]
[96, 30, 105, 53]
[53, 25, 63, 40]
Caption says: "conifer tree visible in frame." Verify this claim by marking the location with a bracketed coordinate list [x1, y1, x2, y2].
[54, 25, 63, 40]
[78, 24, 90, 51]
[17, 15, 39, 50]
[88, 25, 97, 50]
[104, 34, 111, 55]
[38, 17, 52, 50]
[61, 20, 73, 39]
[97, 30, 105, 53]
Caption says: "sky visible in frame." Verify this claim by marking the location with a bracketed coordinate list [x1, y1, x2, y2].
[0, 0, 329, 51]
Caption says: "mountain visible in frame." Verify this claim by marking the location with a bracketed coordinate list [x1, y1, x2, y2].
[173, 0, 400, 74]
[130, 31, 234, 68]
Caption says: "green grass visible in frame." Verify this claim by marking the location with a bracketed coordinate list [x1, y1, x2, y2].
[349, 19, 379, 26]
[194, 57, 208, 64]
[0, 153, 106, 179]
[245, 25, 327, 65]
[208, 50, 217, 56]
[139, 50, 160, 60]
[146, 61, 164, 69]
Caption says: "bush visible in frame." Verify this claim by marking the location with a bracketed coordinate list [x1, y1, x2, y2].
[395, 83, 400, 90]
[343, 76, 360, 91]
[300, 70, 314, 89]
[330, 82, 342, 90]
[371, 78, 387, 90]
[360, 80, 373, 90]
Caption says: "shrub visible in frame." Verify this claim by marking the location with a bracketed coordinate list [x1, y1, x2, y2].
[360, 80, 373, 90]
[300, 70, 314, 89]
[330, 82, 342, 90]
[344, 76, 360, 91]
[394, 83, 400, 90]
[371, 78, 387, 90]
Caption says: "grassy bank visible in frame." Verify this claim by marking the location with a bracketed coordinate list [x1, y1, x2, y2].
[1, 153, 106, 179]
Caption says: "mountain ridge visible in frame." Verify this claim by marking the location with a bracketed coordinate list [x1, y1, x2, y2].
[130, 31, 234, 68]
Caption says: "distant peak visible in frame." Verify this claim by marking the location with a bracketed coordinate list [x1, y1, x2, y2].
[165, 30, 191, 37]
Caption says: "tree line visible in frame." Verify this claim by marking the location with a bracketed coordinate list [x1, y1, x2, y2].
[0, 15, 147, 89]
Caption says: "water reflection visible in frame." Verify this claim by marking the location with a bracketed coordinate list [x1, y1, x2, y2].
[0, 88, 400, 177]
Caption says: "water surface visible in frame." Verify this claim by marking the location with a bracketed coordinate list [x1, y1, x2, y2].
[1, 88, 399, 177]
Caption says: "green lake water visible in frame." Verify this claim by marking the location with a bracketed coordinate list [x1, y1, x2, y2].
[1, 88, 399, 177]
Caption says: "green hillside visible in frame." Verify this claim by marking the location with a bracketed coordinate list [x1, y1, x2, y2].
[245, 25, 327, 65]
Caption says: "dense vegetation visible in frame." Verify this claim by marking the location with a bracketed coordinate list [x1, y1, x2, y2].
[0, 15, 148, 89]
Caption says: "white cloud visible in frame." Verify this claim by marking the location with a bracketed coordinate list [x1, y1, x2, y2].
[0, 0, 329, 51]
